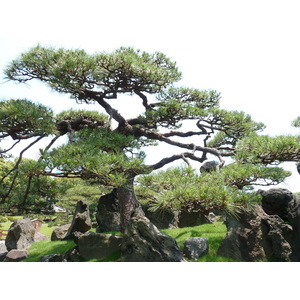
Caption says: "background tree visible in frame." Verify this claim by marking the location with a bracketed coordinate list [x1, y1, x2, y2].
[4, 45, 300, 231]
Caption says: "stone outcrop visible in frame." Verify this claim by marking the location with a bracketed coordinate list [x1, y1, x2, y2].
[120, 216, 184, 262]
[96, 189, 121, 232]
[64, 199, 92, 240]
[76, 231, 123, 261]
[257, 188, 293, 221]
[5, 219, 35, 251]
[287, 194, 300, 260]
[217, 205, 294, 261]
[183, 237, 209, 260]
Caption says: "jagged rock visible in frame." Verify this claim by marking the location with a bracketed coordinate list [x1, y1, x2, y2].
[120, 216, 184, 262]
[5, 219, 35, 251]
[257, 188, 294, 221]
[4, 249, 28, 262]
[287, 194, 300, 260]
[51, 224, 71, 241]
[76, 231, 123, 260]
[217, 205, 293, 261]
[183, 237, 209, 260]
[40, 254, 66, 262]
[96, 189, 121, 232]
[64, 199, 92, 240]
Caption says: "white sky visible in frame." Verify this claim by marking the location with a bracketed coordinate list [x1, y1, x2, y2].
[1, 0, 300, 191]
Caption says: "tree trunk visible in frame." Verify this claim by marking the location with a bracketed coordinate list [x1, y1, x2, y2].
[116, 177, 144, 233]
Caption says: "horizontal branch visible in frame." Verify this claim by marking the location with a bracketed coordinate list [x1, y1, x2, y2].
[147, 152, 206, 171]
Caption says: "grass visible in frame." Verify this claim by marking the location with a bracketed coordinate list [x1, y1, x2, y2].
[15, 221, 234, 262]
[22, 240, 76, 262]
[162, 222, 237, 262]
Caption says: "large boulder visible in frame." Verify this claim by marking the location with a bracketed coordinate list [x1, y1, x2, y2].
[217, 205, 293, 261]
[183, 237, 209, 260]
[76, 231, 123, 261]
[4, 249, 28, 262]
[96, 189, 121, 232]
[5, 219, 35, 251]
[257, 188, 294, 221]
[64, 199, 92, 240]
[51, 224, 71, 241]
[121, 216, 184, 262]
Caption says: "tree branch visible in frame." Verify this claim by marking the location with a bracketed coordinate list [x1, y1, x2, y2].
[147, 152, 206, 171]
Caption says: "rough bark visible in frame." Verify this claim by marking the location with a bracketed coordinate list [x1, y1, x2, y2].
[116, 177, 144, 232]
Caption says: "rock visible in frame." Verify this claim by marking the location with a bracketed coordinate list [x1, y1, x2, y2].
[178, 210, 215, 228]
[287, 194, 300, 260]
[51, 224, 71, 241]
[257, 188, 294, 221]
[96, 189, 121, 232]
[40, 254, 66, 262]
[217, 205, 293, 261]
[143, 204, 179, 229]
[0, 252, 7, 262]
[121, 216, 184, 262]
[64, 247, 82, 262]
[64, 199, 92, 240]
[5, 219, 35, 251]
[4, 249, 28, 262]
[200, 160, 220, 173]
[76, 231, 123, 261]
[183, 237, 209, 260]
[34, 232, 48, 242]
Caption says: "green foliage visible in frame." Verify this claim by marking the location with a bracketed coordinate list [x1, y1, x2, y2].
[0, 216, 8, 223]
[43, 128, 147, 186]
[55, 109, 111, 130]
[292, 116, 300, 128]
[136, 165, 290, 217]
[221, 163, 291, 189]
[206, 110, 265, 148]
[0, 99, 56, 139]
[235, 134, 300, 164]
[144, 88, 221, 129]
[0, 158, 58, 213]
[5, 45, 182, 101]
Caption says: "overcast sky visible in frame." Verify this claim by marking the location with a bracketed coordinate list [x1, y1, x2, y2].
[1, 0, 300, 191]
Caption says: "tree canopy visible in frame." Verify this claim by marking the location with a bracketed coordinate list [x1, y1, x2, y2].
[2, 45, 300, 228]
